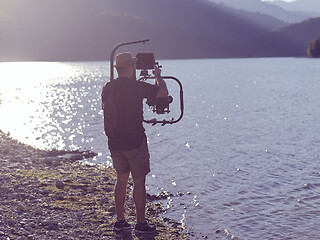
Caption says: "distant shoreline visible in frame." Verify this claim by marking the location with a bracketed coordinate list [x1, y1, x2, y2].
[0, 56, 313, 65]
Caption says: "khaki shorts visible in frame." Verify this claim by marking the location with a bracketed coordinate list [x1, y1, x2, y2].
[110, 138, 150, 178]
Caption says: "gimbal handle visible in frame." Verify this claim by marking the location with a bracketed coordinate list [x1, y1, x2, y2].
[108, 40, 184, 126]
[142, 76, 184, 126]
[110, 39, 149, 82]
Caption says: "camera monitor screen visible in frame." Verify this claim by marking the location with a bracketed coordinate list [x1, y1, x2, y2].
[136, 53, 155, 70]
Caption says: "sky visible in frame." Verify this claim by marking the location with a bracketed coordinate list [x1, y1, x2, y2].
[262, 0, 296, 2]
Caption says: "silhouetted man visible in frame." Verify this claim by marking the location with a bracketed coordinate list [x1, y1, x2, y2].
[101, 52, 168, 234]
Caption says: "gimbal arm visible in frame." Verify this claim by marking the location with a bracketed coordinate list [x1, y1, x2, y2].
[109, 39, 150, 82]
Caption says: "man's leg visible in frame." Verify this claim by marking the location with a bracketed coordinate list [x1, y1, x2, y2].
[132, 175, 146, 223]
[115, 172, 130, 221]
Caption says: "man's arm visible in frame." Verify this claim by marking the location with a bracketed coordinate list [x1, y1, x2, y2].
[153, 65, 168, 98]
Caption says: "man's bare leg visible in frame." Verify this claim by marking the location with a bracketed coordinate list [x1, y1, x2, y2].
[115, 172, 130, 221]
[132, 175, 146, 223]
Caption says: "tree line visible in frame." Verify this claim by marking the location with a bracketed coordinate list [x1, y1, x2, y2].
[307, 36, 320, 58]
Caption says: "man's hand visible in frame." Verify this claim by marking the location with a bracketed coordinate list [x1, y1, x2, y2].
[153, 65, 168, 98]
[153, 65, 161, 77]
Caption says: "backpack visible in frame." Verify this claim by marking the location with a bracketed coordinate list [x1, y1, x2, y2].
[101, 82, 118, 138]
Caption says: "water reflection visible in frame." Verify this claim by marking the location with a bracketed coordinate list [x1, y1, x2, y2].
[2, 59, 320, 239]
[0, 61, 104, 151]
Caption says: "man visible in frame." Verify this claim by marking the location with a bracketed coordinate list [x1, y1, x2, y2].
[101, 52, 168, 234]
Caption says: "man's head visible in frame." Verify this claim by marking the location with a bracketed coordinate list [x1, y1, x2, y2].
[115, 52, 137, 79]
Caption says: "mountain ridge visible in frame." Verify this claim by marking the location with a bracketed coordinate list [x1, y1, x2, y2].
[240, 17, 320, 58]
[210, 0, 318, 23]
[0, 0, 319, 61]
[267, 0, 320, 14]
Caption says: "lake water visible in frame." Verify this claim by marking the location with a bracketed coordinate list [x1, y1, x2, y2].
[1, 58, 320, 239]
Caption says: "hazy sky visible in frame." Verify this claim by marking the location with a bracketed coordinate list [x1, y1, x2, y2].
[262, 0, 296, 2]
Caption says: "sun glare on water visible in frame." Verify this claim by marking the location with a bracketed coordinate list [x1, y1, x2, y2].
[0, 62, 79, 149]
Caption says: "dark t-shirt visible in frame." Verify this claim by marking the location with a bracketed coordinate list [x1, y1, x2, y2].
[102, 77, 159, 151]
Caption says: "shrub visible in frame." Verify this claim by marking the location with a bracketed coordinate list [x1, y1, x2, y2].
[307, 36, 320, 58]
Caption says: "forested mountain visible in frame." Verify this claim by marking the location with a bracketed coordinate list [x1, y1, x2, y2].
[0, 0, 319, 61]
[240, 17, 320, 57]
[268, 0, 320, 14]
[0, 0, 286, 61]
[210, 0, 319, 23]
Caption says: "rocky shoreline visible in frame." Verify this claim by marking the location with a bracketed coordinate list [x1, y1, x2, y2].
[0, 130, 188, 240]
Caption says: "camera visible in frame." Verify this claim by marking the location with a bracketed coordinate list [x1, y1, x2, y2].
[108, 40, 183, 125]
[146, 96, 173, 114]
[136, 53, 156, 70]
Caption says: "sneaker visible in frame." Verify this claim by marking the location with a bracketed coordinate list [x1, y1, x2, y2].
[134, 221, 157, 234]
[114, 220, 131, 231]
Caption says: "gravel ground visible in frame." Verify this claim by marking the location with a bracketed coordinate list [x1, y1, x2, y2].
[0, 130, 188, 240]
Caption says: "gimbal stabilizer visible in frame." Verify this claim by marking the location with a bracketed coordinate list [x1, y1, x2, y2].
[109, 39, 184, 126]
